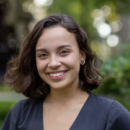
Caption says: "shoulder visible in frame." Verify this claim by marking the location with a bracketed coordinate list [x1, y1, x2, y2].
[7, 98, 36, 119]
[11, 98, 35, 111]
[1, 98, 42, 130]
[106, 100, 130, 130]
[89, 93, 115, 111]
[90, 93, 130, 130]
[11, 98, 42, 115]
[9, 98, 43, 121]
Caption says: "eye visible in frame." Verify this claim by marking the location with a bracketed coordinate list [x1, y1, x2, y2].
[60, 50, 69, 55]
[38, 53, 47, 58]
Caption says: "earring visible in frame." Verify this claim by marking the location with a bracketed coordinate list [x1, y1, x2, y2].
[81, 60, 85, 65]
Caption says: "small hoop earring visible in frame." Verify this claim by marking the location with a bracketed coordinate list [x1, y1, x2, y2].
[81, 60, 85, 65]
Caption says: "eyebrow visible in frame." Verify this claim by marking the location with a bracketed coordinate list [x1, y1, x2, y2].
[36, 45, 72, 52]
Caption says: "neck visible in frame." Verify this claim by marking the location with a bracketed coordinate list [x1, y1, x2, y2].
[45, 84, 88, 104]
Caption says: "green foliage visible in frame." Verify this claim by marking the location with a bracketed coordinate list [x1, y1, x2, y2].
[46, 0, 130, 40]
[93, 44, 130, 110]
[101, 56, 130, 93]
[0, 101, 16, 129]
[47, 0, 97, 39]
[0, 85, 11, 92]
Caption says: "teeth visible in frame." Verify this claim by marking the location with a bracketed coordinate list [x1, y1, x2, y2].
[50, 72, 64, 77]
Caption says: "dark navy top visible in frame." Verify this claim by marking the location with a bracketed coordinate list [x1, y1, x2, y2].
[1, 93, 130, 130]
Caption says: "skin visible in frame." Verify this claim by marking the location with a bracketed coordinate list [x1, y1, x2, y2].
[36, 26, 89, 130]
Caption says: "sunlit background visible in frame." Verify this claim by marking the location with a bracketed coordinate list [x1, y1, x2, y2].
[0, 0, 130, 127]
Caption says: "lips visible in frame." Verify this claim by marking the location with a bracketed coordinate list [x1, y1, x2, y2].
[48, 71, 67, 80]
[49, 72, 65, 77]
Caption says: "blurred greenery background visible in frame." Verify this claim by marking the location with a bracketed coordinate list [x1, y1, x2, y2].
[0, 0, 130, 128]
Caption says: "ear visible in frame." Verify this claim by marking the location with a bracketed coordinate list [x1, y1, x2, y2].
[80, 50, 86, 60]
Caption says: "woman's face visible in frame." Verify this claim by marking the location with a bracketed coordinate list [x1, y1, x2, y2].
[35, 26, 85, 90]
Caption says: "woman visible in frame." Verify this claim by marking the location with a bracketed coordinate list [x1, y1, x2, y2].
[2, 13, 130, 130]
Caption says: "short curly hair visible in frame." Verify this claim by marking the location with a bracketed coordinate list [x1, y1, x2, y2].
[5, 13, 102, 98]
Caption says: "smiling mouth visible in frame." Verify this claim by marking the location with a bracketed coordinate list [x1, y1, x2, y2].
[49, 72, 65, 77]
[48, 71, 67, 80]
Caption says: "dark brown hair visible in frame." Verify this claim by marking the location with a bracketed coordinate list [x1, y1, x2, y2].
[5, 13, 102, 98]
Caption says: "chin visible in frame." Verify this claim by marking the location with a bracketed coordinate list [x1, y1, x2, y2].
[49, 82, 69, 90]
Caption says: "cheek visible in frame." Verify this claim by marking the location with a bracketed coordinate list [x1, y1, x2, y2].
[36, 59, 46, 72]
[72, 52, 81, 63]
[63, 54, 81, 68]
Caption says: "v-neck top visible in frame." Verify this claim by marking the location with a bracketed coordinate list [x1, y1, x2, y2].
[1, 93, 130, 130]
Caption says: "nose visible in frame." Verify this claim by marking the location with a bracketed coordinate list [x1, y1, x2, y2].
[48, 55, 61, 68]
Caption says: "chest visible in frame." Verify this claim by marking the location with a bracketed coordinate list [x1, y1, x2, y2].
[43, 103, 84, 130]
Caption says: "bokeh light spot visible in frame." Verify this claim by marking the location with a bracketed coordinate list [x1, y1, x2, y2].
[107, 34, 119, 47]
[97, 23, 111, 38]
[34, 0, 53, 6]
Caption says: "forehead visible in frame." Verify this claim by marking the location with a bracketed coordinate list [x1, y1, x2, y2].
[36, 26, 79, 50]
